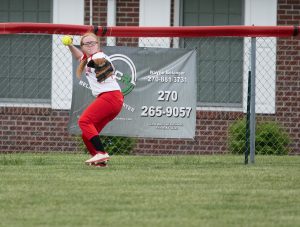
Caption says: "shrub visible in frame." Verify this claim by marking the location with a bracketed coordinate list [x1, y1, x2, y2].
[229, 119, 290, 155]
[75, 135, 137, 155]
[101, 136, 137, 155]
[228, 119, 247, 155]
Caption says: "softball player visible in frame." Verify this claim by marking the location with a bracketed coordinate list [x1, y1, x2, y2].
[62, 32, 124, 167]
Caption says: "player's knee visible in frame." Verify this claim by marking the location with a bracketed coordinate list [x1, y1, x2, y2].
[78, 116, 89, 130]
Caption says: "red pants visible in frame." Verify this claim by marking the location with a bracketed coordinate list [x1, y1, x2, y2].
[78, 90, 123, 156]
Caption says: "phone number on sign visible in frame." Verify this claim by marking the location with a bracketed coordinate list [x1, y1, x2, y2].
[146, 76, 187, 83]
[141, 106, 192, 118]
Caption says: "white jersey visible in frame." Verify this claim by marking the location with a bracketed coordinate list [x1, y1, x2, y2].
[84, 52, 121, 97]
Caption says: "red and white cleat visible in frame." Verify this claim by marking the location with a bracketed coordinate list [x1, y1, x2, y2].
[89, 161, 108, 168]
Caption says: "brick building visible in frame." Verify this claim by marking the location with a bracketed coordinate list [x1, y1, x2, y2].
[0, 0, 299, 154]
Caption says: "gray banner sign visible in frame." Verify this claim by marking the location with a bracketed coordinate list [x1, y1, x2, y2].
[68, 46, 197, 139]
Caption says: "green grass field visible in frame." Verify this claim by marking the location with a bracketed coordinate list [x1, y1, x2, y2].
[0, 154, 299, 227]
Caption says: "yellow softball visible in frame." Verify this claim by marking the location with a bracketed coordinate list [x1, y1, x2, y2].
[61, 35, 73, 46]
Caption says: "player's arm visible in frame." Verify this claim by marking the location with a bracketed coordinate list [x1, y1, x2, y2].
[68, 45, 83, 61]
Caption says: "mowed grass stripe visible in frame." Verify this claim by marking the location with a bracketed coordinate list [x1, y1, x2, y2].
[0, 154, 299, 227]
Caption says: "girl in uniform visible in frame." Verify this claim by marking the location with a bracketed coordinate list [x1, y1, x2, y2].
[63, 32, 123, 166]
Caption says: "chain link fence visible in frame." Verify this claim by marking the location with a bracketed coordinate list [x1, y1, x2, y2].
[0, 33, 298, 155]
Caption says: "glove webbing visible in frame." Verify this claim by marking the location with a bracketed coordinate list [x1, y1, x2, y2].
[95, 61, 114, 83]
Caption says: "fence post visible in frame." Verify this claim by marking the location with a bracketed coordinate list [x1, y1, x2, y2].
[245, 71, 251, 164]
[250, 37, 256, 164]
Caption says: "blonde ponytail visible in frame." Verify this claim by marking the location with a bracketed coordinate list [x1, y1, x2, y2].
[76, 58, 87, 79]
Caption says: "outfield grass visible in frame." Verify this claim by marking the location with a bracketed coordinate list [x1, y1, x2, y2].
[0, 154, 299, 227]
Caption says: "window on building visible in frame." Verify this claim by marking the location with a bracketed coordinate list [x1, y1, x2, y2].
[0, 0, 52, 104]
[182, 0, 244, 107]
